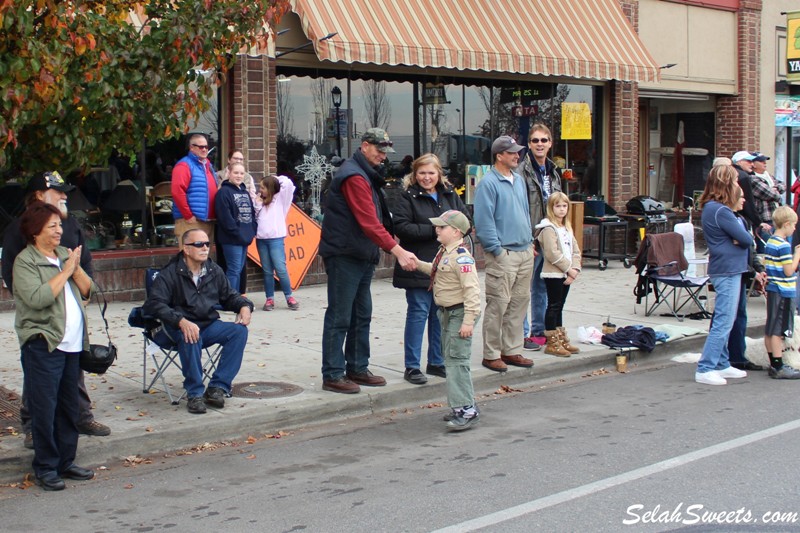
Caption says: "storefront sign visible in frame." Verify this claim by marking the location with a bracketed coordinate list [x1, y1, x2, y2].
[423, 83, 448, 105]
[247, 204, 321, 291]
[500, 84, 553, 104]
[511, 105, 539, 117]
[561, 102, 592, 140]
[775, 96, 800, 127]
[788, 10, 800, 84]
[327, 108, 350, 137]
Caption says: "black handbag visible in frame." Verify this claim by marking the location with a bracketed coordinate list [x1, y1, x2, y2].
[80, 286, 117, 374]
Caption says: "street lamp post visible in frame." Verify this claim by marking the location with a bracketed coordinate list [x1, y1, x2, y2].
[331, 86, 342, 157]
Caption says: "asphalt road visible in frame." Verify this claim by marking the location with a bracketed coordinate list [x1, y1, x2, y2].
[2, 360, 800, 533]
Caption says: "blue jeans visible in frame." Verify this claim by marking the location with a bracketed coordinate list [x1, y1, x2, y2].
[321, 255, 375, 381]
[166, 320, 248, 397]
[403, 288, 443, 369]
[523, 252, 547, 337]
[698, 274, 742, 373]
[256, 238, 293, 299]
[21, 337, 80, 478]
[726, 279, 748, 365]
[221, 244, 247, 292]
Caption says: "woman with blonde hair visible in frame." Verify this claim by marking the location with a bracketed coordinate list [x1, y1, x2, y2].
[695, 164, 754, 385]
[392, 154, 470, 384]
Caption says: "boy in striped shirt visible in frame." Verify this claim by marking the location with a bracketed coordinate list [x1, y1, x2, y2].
[764, 205, 800, 379]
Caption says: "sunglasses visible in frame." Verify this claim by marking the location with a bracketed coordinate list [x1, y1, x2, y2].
[371, 141, 394, 147]
[191, 144, 210, 150]
[186, 241, 211, 249]
[529, 137, 550, 144]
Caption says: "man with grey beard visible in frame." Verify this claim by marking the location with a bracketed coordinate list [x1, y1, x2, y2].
[2, 171, 110, 447]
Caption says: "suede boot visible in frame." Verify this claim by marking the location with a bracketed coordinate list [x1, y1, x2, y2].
[557, 326, 580, 353]
[545, 330, 571, 357]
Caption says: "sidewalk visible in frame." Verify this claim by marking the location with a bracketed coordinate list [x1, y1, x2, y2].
[0, 266, 766, 483]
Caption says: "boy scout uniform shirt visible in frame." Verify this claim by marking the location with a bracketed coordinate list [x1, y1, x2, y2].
[417, 239, 481, 326]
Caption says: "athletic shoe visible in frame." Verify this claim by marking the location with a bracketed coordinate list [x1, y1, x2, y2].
[695, 371, 726, 385]
[524, 337, 543, 351]
[286, 296, 299, 310]
[262, 298, 275, 311]
[768, 365, 800, 379]
[717, 366, 747, 379]
[404, 368, 428, 385]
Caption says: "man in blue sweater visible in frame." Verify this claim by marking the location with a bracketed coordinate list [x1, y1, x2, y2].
[473, 136, 535, 372]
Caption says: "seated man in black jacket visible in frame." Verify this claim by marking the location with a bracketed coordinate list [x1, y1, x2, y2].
[143, 229, 254, 414]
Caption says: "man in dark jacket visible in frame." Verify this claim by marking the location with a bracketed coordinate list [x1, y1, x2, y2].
[2, 171, 110, 445]
[143, 229, 254, 414]
[732, 151, 769, 237]
[319, 128, 417, 394]
[517, 124, 563, 351]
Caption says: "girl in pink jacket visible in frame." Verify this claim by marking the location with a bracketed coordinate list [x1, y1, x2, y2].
[255, 175, 298, 310]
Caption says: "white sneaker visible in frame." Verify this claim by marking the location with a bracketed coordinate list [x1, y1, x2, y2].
[695, 371, 727, 385]
[717, 366, 747, 379]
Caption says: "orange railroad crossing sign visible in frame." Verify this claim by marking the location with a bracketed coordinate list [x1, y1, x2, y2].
[247, 204, 321, 291]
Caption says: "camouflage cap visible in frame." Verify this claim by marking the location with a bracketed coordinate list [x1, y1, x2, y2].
[361, 128, 396, 153]
[430, 210, 471, 236]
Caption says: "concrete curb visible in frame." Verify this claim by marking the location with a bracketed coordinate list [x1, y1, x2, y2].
[1, 325, 754, 485]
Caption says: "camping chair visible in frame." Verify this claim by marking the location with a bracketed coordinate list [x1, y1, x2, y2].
[128, 268, 223, 405]
[633, 232, 710, 322]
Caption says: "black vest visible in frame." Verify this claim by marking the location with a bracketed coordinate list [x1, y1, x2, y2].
[319, 153, 385, 264]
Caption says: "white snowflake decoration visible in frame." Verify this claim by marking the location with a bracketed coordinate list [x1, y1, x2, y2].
[295, 146, 333, 219]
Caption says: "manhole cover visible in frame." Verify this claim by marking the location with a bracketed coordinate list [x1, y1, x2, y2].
[0, 385, 21, 426]
[231, 381, 303, 399]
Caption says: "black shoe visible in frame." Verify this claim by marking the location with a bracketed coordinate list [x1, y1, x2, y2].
[203, 386, 226, 408]
[731, 361, 765, 371]
[77, 420, 111, 436]
[187, 396, 207, 414]
[426, 364, 447, 378]
[35, 472, 65, 491]
[404, 368, 428, 385]
[61, 464, 95, 481]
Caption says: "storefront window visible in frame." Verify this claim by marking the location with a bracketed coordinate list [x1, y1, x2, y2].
[275, 73, 604, 213]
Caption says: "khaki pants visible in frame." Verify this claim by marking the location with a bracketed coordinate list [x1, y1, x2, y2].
[174, 218, 215, 249]
[482, 247, 534, 359]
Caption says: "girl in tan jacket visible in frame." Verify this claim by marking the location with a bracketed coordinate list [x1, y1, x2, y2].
[535, 192, 582, 356]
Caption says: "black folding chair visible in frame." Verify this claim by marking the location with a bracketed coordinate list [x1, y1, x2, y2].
[128, 268, 222, 405]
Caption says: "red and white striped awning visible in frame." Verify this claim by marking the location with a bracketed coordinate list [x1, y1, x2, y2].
[289, 0, 659, 83]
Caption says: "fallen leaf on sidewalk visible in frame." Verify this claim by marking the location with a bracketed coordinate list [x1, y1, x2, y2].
[124, 483, 134, 489]
[494, 385, 522, 394]
[421, 402, 444, 409]
[145, 427, 154, 432]
[246, 436, 257, 444]
[582, 368, 610, 377]
[266, 430, 292, 439]
[245, 454, 256, 459]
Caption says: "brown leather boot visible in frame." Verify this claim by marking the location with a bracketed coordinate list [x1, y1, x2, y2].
[557, 326, 580, 354]
[545, 330, 571, 357]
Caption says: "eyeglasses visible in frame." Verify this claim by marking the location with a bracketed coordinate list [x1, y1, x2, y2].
[186, 241, 211, 249]
[371, 141, 394, 148]
[191, 144, 210, 150]
[529, 137, 550, 144]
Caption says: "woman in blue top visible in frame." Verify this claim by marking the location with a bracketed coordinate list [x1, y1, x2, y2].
[696, 164, 754, 385]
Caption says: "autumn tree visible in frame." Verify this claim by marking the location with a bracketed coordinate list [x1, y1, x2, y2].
[0, 0, 289, 179]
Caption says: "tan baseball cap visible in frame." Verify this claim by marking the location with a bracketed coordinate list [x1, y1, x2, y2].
[430, 210, 471, 235]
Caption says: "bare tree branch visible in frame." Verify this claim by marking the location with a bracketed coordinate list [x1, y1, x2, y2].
[362, 80, 391, 130]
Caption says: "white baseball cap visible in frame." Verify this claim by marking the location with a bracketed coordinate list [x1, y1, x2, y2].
[731, 151, 756, 163]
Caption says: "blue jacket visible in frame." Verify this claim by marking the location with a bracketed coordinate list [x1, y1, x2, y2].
[701, 201, 753, 277]
[473, 167, 532, 256]
[214, 180, 256, 246]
